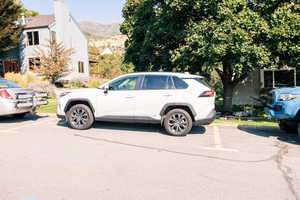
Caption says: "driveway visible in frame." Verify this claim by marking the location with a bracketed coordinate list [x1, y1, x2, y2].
[0, 114, 299, 200]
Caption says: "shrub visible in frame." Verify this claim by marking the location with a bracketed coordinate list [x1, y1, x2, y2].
[4, 72, 57, 98]
[4, 72, 38, 87]
[28, 81, 56, 98]
[87, 78, 108, 88]
[66, 79, 86, 88]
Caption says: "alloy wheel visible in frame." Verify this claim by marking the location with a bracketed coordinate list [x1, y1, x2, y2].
[168, 112, 188, 134]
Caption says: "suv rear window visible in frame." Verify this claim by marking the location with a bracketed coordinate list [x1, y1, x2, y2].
[183, 77, 212, 89]
[142, 75, 171, 90]
[173, 76, 189, 89]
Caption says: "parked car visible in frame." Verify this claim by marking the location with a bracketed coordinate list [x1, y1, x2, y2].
[0, 79, 48, 118]
[57, 72, 216, 136]
[266, 87, 300, 138]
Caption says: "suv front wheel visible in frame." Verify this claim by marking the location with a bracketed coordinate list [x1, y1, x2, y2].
[163, 109, 193, 136]
[66, 104, 94, 130]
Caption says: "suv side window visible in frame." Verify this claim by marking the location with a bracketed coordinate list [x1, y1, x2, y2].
[142, 75, 170, 90]
[109, 76, 139, 91]
[172, 76, 189, 89]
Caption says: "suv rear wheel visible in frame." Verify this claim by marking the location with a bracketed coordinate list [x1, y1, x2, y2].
[163, 109, 193, 136]
[66, 104, 94, 130]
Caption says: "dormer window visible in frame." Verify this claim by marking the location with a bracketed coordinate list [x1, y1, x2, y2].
[27, 31, 40, 46]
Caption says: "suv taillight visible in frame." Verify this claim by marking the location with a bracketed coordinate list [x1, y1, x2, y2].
[199, 90, 215, 97]
[0, 89, 12, 99]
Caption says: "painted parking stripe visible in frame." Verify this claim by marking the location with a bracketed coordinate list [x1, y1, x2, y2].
[204, 125, 239, 152]
[213, 126, 222, 148]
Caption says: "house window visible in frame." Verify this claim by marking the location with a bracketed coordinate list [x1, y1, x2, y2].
[27, 31, 39, 46]
[78, 61, 84, 73]
[29, 58, 41, 70]
[261, 69, 296, 88]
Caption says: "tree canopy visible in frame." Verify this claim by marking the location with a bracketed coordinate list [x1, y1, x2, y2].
[121, 0, 300, 112]
[0, 0, 23, 58]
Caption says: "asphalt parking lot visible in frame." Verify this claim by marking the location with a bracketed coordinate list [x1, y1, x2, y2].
[0, 114, 300, 200]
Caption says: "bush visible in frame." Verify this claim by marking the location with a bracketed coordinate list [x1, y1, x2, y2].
[66, 79, 87, 88]
[4, 72, 37, 87]
[87, 78, 108, 88]
[28, 81, 56, 98]
[4, 72, 57, 98]
[231, 104, 265, 117]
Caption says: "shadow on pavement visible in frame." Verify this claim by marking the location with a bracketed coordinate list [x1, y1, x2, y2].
[238, 125, 300, 145]
[57, 120, 206, 136]
[0, 113, 48, 124]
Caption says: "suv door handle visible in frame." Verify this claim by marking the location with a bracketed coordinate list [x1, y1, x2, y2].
[163, 94, 172, 97]
[125, 96, 135, 99]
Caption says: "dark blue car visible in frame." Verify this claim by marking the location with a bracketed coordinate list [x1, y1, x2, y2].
[267, 87, 300, 138]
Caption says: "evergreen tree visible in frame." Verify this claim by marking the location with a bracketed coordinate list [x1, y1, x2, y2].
[0, 0, 23, 57]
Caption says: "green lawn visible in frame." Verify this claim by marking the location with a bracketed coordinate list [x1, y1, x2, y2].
[37, 99, 58, 114]
[215, 119, 278, 127]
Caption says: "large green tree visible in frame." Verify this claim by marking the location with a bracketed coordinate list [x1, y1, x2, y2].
[0, 0, 23, 57]
[121, 0, 300, 113]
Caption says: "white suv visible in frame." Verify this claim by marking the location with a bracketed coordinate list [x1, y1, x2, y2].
[57, 72, 216, 136]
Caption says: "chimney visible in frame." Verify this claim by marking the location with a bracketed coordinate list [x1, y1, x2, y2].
[21, 13, 26, 25]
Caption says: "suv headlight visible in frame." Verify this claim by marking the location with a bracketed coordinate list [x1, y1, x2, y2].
[278, 94, 299, 101]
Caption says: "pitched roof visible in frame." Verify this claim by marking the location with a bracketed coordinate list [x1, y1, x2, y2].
[25, 15, 55, 29]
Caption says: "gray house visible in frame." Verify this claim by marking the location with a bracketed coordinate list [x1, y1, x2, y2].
[233, 67, 296, 105]
[0, 0, 89, 80]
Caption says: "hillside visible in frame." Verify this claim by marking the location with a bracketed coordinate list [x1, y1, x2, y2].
[89, 34, 127, 53]
[79, 21, 121, 37]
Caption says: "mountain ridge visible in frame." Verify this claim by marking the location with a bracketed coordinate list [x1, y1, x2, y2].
[79, 21, 121, 37]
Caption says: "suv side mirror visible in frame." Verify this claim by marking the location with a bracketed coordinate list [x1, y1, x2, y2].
[104, 85, 109, 94]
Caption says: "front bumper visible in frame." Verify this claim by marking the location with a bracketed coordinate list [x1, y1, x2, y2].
[194, 110, 216, 125]
[57, 114, 65, 120]
[266, 103, 297, 121]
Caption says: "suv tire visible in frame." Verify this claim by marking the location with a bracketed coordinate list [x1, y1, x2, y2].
[66, 104, 94, 130]
[13, 112, 29, 119]
[163, 109, 193, 136]
[279, 120, 297, 133]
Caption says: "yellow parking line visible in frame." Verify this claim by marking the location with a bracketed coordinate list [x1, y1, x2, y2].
[213, 126, 222, 148]
[208, 125, 239, 152]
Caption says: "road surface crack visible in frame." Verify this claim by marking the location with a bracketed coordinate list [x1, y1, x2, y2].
[272, 140, 299, 200]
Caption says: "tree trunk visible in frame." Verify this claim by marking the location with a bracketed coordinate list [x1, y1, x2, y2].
[223, 83, 235, 114]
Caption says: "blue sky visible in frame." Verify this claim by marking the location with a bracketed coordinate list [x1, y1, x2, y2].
[22, 0, 126, 22]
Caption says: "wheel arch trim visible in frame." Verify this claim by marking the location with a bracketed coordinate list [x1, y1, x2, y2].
[160, 103, 197, 117]
[64, 98, 95, 113]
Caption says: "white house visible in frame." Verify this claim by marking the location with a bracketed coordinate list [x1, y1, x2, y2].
[0, 0, 89, 80]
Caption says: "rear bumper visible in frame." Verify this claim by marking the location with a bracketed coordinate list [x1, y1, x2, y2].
[0, 99, 48, 116]
[194, 110, 216, 125]
[0, 101, 33, 116]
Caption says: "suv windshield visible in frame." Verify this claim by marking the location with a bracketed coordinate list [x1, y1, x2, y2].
[0, 79, 21, 89]
[109, 76, 138, 90]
